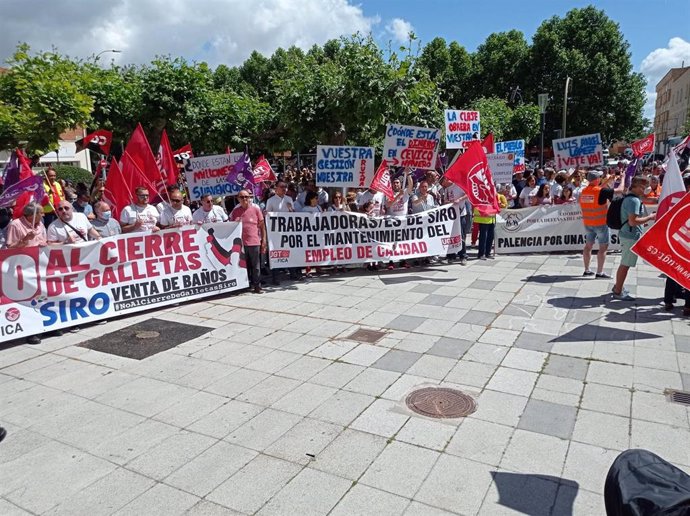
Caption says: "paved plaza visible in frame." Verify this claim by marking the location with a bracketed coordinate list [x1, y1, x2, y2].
[1, 252, 690, 515]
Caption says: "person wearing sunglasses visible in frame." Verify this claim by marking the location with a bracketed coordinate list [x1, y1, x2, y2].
[192, 193, 228, 224]
[159, 188, 192, 228]
[47, 200, 101, 245]
[120, 187, 160, 233]
[230, 190, 266, 294]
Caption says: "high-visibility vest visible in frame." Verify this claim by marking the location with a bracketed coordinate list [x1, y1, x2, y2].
[643, 185, 660, 205]
[579, 185, 607, 227]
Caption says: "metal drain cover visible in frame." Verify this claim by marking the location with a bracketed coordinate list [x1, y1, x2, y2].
[406, 387, 477, 419]
[665, 389, 690, 406]
[136, 331, 160, 339]
[348, 329, 387, 343]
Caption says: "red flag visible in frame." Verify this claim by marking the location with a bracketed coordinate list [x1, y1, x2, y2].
[16, 149, 33, 181]
[172, 144, 193, 163]
[121, 151, 158, 197]
[75, 129, 113, 155]
[657, 148, 685, 219]
[370, 160, 394, 201]
[225, 146, 232, 155]
[631, 133, 655, 157]
[103, 158, 132, 220]
[125, 124, 166, 202]
[157, 129, 179, 186]
[481, 133, 495, 154]
[445, 140, 499, 214]
[253, 156, 277, 182]
[632, 190, 690, 290]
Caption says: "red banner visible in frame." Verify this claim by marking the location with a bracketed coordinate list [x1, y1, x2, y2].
[633, 191, 690, 290]
[370, 160, 394, 201]
[445, 140, 499, 214]
[631, 133, 655, 157]
[481, 133, 495, 154]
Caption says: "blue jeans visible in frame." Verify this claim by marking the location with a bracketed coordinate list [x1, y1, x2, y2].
[478, 223, 495, 258]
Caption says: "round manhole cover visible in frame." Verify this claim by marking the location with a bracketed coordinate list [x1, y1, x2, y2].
[405, 387, 476, 419]
[136, 331, 160, 339]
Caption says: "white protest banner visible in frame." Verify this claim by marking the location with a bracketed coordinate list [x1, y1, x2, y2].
[495, 203, 621, 253]
[184, 152, 243, 200]
[383, 123, 440, 169]
[267, 205, 463, 268]
[444, 110, 480, 149]
[0, 224, 249, 342]
[552, 133, 604, 170]
[495, 139, 525, 172]
[486, 153, 515, 185]
[315, 145, 375, 188]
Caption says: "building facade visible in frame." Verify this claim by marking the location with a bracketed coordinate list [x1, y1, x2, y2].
[654, 66, 690, 153]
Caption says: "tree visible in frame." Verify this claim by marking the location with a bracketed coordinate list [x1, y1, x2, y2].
[0, 44, 93, 153]
[472, 30, 529, 102]
[417, 38, 473, 109]
[527, 6, 645, 143]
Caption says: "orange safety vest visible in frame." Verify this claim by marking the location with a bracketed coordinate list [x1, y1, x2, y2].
[643, 185, 660, 205]
[579, 184, 607, 227]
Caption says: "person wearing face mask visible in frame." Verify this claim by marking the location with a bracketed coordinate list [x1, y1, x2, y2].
[72, 187, 95, 220]
[92, 201, 121, 238]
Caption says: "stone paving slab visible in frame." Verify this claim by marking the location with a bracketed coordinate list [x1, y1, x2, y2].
[1, 252, 690, 514]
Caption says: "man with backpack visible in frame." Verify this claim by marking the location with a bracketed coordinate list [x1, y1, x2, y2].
[579, 170, 625, 278]
[611, 176, 656, 301]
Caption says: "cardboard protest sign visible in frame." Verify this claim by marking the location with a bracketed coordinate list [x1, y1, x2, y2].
[632, 191, 690, 291]
[183, 153, 243, 200]
[486, 153, 515, 185]
[0, 224, 248, 342]
[383, 123, 440, 169]
[495, 139, 525, 173]
[444, 110, 480, 149]
[266, 204, 463, 268]
[315, 145, 375, 188]
[552, 133, 604, 169]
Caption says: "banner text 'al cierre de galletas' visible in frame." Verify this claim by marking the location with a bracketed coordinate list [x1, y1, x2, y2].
[0, 224, 248, 342]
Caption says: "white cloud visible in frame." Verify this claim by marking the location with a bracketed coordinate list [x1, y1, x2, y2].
[385, 18, 414, 43]
[0, 0, 377, 67]
[640, 37, 690, 121]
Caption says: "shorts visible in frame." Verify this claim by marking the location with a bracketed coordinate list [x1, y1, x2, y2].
[584, 224, 610, 245]
[620, 238, 638, 268]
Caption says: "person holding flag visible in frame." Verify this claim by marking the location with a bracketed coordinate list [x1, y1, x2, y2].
[41, 166, 65, 227]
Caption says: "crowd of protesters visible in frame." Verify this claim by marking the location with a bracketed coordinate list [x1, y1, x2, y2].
[2, 150, 690, 344]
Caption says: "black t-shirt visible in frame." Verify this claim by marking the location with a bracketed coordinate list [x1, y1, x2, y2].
[598, 188, 614, 205]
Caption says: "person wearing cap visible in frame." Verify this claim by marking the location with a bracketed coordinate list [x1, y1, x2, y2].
[578, 169, 624, 278]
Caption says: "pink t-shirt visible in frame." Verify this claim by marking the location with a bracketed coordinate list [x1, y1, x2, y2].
[230, 204, 264, 246]
[6, 217, 47, 247]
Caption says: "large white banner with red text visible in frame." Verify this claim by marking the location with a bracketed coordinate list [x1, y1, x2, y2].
[0, 224, 248, 342]
[266, 205, 463, 267]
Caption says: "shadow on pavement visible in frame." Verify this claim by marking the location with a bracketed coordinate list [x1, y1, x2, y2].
[491, 471, 578, 515]
[522, 274, 585, 284]
[550, 323, 660, 342]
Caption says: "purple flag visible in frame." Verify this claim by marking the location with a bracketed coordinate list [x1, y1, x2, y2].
[624, 158, 640, 188]
[226, 152, 254, 188]
[1, 151, 20, 189]
[0, 174, 44, 208]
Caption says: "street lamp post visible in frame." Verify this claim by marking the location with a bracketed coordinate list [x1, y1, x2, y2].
[538, 93, 549, 167]
[94, 49, 122, 61]
[562, 77, 572, 139]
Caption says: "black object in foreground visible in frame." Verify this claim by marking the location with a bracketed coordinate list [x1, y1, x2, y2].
[605, 449, 690, 515]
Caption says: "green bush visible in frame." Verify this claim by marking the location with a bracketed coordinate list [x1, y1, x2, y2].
[53, 164, 92, 186]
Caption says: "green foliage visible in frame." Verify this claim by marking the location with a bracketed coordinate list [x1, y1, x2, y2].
[54, 164, 93, 185]
[0, 44, 93, 154]
[0, 6, 645, 156]
[527, 6, 645, 143]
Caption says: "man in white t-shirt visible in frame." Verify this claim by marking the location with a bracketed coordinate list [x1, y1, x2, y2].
[120, 186, 160, 233]
[192, 193, 228, 224]
[264, 181, 299, 283]
[47, 200, 101, 244]
[441, 175, 469, 265]
[159, 189, 193, 228]
[411, 180, 437, 214]
[357, 188, 386, 216]
[386, 169, 413, 217]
